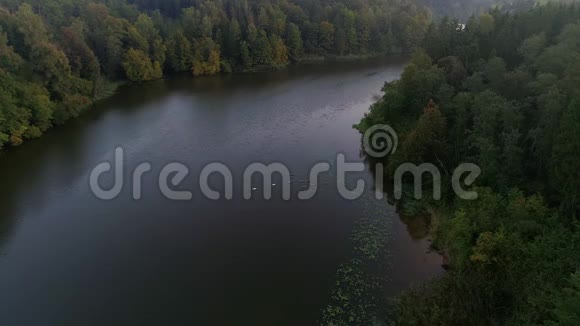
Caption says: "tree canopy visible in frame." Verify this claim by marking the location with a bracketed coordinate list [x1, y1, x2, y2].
[357, 2, 580, 324]
[0, 0, 433, 151]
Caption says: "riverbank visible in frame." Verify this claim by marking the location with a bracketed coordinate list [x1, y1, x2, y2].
[0, 79, 124, 158]
[0, 54, 405, 156]
[297, 52, 402, 64]
[0, 58, 443, 326]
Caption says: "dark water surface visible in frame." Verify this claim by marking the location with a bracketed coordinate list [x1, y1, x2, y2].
[0, 58, 442, 325]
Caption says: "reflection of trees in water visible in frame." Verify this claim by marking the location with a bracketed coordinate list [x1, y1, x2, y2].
[0, 205, 16, 252]
[0, 140, 76, 252]
[399, 214, 431, 241]
[0, 157, 31, 251]
[363, 151, 435, 241]
[0, 83, 171, 253]
[319, 145, 441, 324]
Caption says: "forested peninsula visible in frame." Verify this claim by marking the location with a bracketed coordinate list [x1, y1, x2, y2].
[0, 0, 432, 150]
[356, 2, 580, 325]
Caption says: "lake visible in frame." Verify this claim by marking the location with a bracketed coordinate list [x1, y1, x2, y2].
[0, 58, 442, 325]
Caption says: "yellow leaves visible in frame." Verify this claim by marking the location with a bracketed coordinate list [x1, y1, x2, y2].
[191, 38, 221, 76]
[270, 35, 289, 66]
[24, 126, 42, 139]
[9, 133, 23, 146]
[9, 126, 26, 146]
[470, 231, 508, 266]
[191, 51, 221, 76]
[122, 48, 163, 82]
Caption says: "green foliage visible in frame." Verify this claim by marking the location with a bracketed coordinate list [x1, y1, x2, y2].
[386, 100, 448, 174]
[0, 0, 433, 151]
[122, 48, 163, 81]
[544, 272, 580, 326]
[550, 100, 580, 217]
[166, 30, 193, 72]
[357, 3, 580, 324]
[420, 0, 578, 20]
[270, 34, 289, 66]
[287, 23, 304, 61]
[393, 190, 580, 325]
[319, 21, 336, 53]
[252, 30, 273, 66]
[192, 37, 221, 76]
[240, 40, 252, 69]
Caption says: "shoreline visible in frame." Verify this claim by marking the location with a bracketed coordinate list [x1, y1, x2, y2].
[0, 54, 406, 156]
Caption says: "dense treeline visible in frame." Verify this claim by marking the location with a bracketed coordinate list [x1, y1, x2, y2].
[420, 0, 519, 20]
[421, 0, 578, 20]
[0, 0, 431, 151]
[357, 2, 580, 324]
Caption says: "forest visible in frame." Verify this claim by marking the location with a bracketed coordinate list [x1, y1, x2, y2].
[0, 0, 432, 151]
[1, 0, 579, 324]
[420, 0, 522, 20]
[356, 2, 580, 325]
[420, 0, 579, 20]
